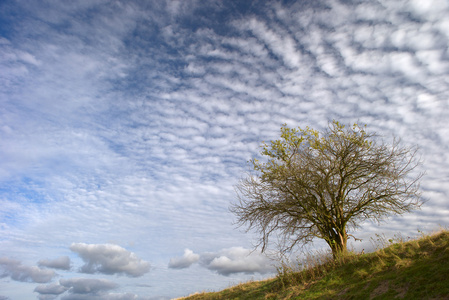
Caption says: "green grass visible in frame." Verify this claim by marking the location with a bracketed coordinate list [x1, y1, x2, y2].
[177, 229, 449, 300]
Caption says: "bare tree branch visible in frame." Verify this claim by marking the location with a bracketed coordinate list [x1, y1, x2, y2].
[230, 121, 424, 259]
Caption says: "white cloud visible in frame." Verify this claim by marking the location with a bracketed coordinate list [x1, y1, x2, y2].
[416, 50, 449, 74]
[57, 278, 141, 299]
[409, 0, 449, 20]
[34, 279, 146, 300]
[34, 282, 69, 295]
[168, 249, 200, 269]
[38, 256, 71, 270]
[61, 293, 138, 300]
[70, 243, 150, 277]
[168, 246, 275, 276]
[0, 257, 55, 283]
[60, 278, 118, 294]
[244, 18, 302, 69]
[198, 247, 274, 276]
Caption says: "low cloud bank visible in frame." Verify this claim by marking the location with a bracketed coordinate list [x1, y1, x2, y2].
[169, 247, 275, 276]
[60, 278, 118, 294]
[0, 244, 152, 299]
[34, 278, 142, 300]
[168, 249, 200, 269]
[70, 243, 150, 277]
[34, 282, 69, 296]
[38, 256, 71, 270]
[0, 257, 56, 283]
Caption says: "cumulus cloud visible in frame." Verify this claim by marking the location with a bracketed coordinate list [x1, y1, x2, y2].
[168, 249, 200, 269]
[61, 293, 138, 300]
[35, 282, 69, 294]
[169, 247, 274, 276]
[37, 296, 58, 300]
[0, 257, 55, 283]
[200, 247, 274, 276]
[70, 243, 150, 277]
[60, 278, 118, 294]
[38, 256, 71, 270]
[34, 279, 143, 300]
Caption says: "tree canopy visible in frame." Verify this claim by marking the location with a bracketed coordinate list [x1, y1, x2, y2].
[231, 121, 424, 258]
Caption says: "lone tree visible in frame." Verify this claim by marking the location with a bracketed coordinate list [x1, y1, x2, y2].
[231, 121, 423, 258]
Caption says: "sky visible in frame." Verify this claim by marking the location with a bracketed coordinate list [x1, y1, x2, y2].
[0, 0, 448, 299]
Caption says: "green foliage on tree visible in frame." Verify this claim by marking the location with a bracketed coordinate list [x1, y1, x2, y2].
[231, 121, 424, 258]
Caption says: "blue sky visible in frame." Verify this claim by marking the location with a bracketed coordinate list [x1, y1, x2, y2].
[1, 0, 449, 299]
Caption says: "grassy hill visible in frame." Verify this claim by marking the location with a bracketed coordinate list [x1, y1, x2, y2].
[178, 230, 449, 299]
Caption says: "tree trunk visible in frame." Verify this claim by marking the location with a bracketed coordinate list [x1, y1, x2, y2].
[328, 230, 348, 259]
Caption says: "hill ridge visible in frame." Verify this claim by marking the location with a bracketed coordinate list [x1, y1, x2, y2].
[177, 230, 449, 299]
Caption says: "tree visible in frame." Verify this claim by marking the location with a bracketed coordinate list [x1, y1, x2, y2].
[231, 121, 424, 258]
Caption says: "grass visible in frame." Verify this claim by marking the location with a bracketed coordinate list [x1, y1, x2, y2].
[177, 229, 449, 299]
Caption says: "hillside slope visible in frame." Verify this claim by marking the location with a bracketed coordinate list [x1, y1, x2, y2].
[178, 230, 449, 299]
